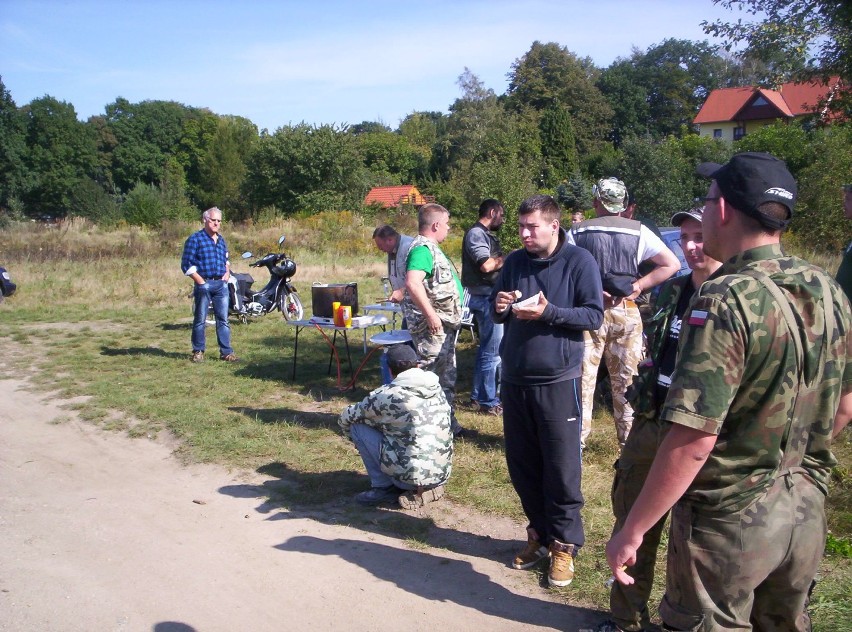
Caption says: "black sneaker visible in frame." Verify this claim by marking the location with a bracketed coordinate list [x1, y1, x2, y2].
[354, 486, 400, 506]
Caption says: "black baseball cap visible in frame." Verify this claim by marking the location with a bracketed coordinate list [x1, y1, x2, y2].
[386, 344, 418, 370]
[697, 152, 796, 230]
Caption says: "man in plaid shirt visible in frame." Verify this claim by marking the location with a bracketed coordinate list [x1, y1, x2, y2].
[181, 207, 238, 362]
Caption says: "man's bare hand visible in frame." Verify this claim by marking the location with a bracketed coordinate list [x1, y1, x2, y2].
[389, 288, 405, 303]
[426, 312, 442, 334]
[605, 528, 641, 586]
[513, 292, 547, 320]
[494, 291, 516, 314]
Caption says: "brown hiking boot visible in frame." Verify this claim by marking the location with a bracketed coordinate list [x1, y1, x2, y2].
[191, 350, 204, 363]
[220, 353, 239, 362]
[512, 537, 549, 570]
[548, 539, 575, 587]
[398, 484, 445, 510]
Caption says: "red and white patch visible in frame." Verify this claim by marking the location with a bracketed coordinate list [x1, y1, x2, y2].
[687, 309, 709, 327]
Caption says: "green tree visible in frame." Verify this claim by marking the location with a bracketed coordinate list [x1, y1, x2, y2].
[505, 41, 613, 156]
[243, 123, 368, 214]
[794, 124, 852, 250]
[190, 115, 258, 217]
[398, 111, 447, 153]
[616, 136, 692, 224]
[633, 39, 729, 138]
[68, 177, 121, 225]
[435, 69, 540, 217]
[104, 98, 205, 193]
[597, 58, 651, 145]
[20, 96, 98, 218]
[556, 172, 593, 212]
[733, 120, 814, 176]
[539, 105, 579, 187]
[355, 129, 430, 185]
[0, 77, 30, 211]
[703, 0, 852, 104]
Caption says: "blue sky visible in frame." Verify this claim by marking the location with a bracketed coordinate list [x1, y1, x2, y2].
[0, 0, 751, 132]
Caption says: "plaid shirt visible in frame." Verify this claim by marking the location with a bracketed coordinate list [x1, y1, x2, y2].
[181, 229, 229, 279]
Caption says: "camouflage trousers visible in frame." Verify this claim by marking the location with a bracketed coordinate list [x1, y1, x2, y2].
[608, 415, 672, 631]
[409, 319, 457, 411]
[660, 470, 825, 631]
[580, 303, 644, 448]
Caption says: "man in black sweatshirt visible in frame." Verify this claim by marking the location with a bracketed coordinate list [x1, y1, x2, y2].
[492, 195, 604, 588]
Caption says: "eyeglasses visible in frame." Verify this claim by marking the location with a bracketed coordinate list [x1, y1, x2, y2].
[207, 218, 222, 223]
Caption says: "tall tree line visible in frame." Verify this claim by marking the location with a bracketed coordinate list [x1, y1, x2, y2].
[0, 13, 848, 249]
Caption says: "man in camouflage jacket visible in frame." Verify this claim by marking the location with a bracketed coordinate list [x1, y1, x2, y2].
[339, 344, 453, 508]
[607, 153, 852, 631]
[601, 207, 721, 632]
[403, 203, 464, 435]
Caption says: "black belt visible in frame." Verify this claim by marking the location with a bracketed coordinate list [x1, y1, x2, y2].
[203, 276, 223, 281]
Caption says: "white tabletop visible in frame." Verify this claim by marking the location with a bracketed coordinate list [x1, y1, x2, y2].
[370, 330, 412, 346]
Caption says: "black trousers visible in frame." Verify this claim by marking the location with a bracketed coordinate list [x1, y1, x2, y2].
[502, 379, 585, 548]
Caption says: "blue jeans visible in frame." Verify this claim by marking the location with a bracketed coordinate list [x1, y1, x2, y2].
[192, 280, 234, 356]
[349, 423, 415, 490]
[468, 293, 502, 407]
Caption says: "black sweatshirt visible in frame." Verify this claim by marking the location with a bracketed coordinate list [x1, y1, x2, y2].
[491, 229, 603, 385]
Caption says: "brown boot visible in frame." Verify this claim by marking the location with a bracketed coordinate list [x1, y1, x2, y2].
[547, 539, 575, 587]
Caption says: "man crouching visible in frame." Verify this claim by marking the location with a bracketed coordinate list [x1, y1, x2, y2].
[339, 345, 453, 509]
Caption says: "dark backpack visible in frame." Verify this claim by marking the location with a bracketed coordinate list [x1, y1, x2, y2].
[0, 266, 16, 297]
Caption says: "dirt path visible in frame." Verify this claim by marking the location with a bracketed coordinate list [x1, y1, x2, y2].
[0, 377, 603, 632]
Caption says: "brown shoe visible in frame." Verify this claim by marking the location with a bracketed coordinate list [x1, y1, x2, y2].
[191, 350, 204, 363]
[478, 404, 503, 416]
[548, 539, 575, 587]
[512, 537, 549, 570]
[398, 484, 445, 510]
[220, 353, 239, 362]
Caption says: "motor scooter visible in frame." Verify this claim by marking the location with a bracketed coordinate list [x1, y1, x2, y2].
[230, 236, 304, 323]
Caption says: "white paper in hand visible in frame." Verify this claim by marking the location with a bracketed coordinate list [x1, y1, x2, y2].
[512, 293, 541, 310]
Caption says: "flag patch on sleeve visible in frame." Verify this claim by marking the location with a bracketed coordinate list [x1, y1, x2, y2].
[687, 309, 709, 327]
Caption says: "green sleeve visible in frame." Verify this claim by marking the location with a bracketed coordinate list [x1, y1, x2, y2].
[407, 245, 434, 275]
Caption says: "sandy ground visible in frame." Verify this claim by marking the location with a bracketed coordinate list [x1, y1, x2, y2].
[0, 377, 604, 632]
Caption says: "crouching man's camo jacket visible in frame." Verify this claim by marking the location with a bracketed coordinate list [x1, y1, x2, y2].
[339, 367, 453, 487]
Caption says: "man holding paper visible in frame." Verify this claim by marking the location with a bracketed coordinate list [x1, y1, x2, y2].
[492, 194, 604, 588]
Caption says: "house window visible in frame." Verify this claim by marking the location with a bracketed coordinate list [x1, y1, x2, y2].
[713, 129, 723, 138]
[733, 127, 746, 141]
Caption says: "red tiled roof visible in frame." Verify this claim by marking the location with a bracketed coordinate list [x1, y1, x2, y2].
[694, 78, 840, 124]
[364, 185, 423, 208]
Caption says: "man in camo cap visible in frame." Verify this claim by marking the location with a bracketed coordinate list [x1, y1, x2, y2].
[569, 177, 680, 449]
[607, 152, 852, 630]
[339, 344, 453, 509]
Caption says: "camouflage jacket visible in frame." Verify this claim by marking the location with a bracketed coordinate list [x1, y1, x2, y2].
[631, 273, 692, 426]
[402, 236, 462, 330]
[661, 244, 852, 510]
[339, 367, 453, 486]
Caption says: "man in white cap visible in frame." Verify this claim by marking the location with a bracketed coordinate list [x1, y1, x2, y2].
[569, 178, 679, 449]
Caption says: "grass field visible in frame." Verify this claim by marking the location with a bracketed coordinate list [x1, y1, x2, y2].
[1, 218, 849, 629]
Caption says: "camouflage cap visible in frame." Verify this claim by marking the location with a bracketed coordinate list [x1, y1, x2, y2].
[594, 177, 628, 214]
[671, 206, 704, 226]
